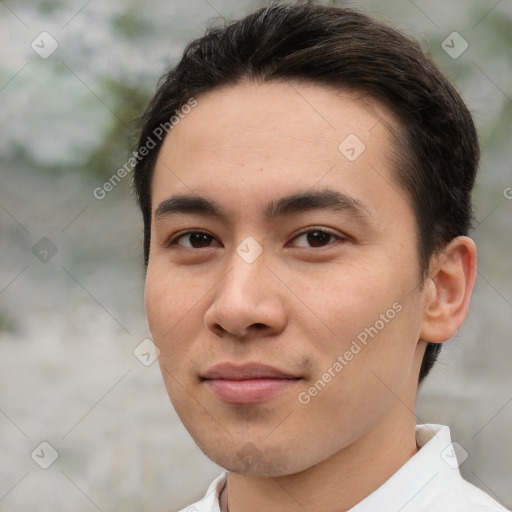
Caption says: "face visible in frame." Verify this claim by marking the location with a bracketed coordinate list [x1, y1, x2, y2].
[145, 80, 429, 476]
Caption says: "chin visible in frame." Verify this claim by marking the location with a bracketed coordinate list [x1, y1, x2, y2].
[197, 439, 313, 477]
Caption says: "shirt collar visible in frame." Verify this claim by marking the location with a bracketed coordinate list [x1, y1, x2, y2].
[199, 471, 227, 512]
[194, 424, 464, 512]
[348, 423, 464, 511]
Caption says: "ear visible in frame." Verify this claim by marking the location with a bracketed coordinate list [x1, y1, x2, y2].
[420, 236, 477, 344]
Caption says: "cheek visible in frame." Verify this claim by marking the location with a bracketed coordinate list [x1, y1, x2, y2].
[145, 258, 199, 319]
[305, 258, 422, 389]
[145, 274, 170, 339]
[144, 264, 211, 382]
[144, 266, 192, 343]
[145, 270, 196, 399]
[296, 301, 420, 439]
[309, 266, 402, 341]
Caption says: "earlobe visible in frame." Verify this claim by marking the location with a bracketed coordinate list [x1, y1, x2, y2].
[419, 236, 477, 344]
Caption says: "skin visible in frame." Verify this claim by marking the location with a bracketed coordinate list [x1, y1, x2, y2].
[144, 80, 477, 512]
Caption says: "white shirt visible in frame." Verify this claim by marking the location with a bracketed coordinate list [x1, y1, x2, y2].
[177, 424, 509, 512]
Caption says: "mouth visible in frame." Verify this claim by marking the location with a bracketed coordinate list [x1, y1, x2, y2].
[201, 362, 302, 404]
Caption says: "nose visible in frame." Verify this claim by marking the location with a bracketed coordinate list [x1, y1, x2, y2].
[203, 249, 287, 340]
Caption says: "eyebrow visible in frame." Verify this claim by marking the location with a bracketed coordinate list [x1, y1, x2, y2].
[154, 188, 374, 225]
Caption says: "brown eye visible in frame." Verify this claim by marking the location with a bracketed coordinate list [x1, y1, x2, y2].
[168, 231, 219, 249]
[291, 229, 344, 248]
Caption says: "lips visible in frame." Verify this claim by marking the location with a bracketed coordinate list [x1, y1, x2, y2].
[201, 362, 299, 380]
[201, 362, 301, 404]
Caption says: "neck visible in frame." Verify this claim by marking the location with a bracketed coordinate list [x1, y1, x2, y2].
[222, 403, 419, 512]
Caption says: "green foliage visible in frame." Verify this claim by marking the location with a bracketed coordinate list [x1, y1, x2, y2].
[112, 9, 153, 39]
[0, 309, 16, 333]
[36, 0, 60, 15]
[84, 79, 152, 179]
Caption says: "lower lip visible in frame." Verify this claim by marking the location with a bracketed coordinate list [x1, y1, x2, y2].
[204, 378, 300, 404]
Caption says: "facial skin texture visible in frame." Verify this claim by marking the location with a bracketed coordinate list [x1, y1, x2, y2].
[145, 80, 477, 512]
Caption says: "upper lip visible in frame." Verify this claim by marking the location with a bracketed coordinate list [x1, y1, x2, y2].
[201, 362, 300, 380]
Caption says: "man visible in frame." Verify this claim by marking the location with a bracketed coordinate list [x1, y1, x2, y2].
[133, 3, 509, 511]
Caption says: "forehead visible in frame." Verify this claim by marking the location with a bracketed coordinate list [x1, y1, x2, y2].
[151, 80, 407, 224]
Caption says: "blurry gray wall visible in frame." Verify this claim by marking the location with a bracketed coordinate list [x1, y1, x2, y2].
[1, 0, 511, 510]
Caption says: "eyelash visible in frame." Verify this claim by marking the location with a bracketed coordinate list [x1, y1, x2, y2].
[166, 227, 346, 250]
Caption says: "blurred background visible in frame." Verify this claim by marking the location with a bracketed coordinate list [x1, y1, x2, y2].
[0, 0, 511, 510]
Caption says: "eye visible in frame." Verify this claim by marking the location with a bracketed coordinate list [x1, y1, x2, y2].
[289, 228, 345, 248]
[167, 227, 345, 250]
[167, 230, 220, 249]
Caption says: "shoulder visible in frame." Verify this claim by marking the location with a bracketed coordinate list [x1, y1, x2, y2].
[458, 478, 510, 512]
[417, 424, 510, 511]
[425, 473, 510, 512]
